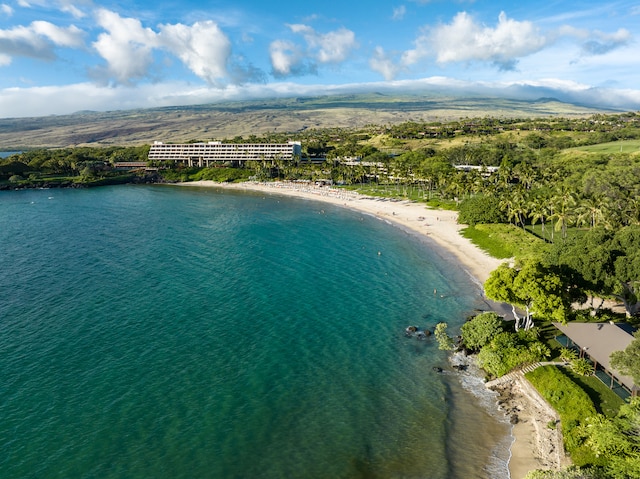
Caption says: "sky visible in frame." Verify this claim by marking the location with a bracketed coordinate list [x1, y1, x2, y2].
[0, 0, 639, 118]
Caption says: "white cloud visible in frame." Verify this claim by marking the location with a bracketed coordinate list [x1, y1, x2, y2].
[59, 1, 86, 19]
[406, 11, 548, 70]
[158, 21, 231, 84]
[1, 3, 13, 16]
[92, 9, 159, 84]
[270, 39, 303, 76]
[0, 21, 84, 62]
[2, 77, 640, 119]
[558, 26, 632, 55]
[269, 24, 357, 78]
[92, 10, 252, 86]
[14, 0, 87, 18]
[369, 46, 401, 80]
[31, 21, 84, 47]
[392, 6, 406, 21]
[288, 24, 358, 64]
[269, 39, 316, 77]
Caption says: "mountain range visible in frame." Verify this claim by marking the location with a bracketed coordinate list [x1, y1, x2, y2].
[0, 92, 613, 150]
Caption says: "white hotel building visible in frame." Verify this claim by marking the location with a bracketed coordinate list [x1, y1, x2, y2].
[148, 141, 302, 167]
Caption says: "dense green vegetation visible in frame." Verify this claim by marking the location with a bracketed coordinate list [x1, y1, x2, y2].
[527, 366, 599, 465]
[611, 332, 640, 384]
[0, 145, 150, 187]
[523, 396, 640, 478]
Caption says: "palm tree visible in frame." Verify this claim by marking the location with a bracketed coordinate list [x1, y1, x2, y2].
[511, 188, 529, 229]
[575, 195, 607, 229]
[528, 192, 551, 240]
[623, 196, 640, 227]
[513, 162, 538, 190]
[570, 358, 595, 376]
[559, 347, 578, 363]
[550, 187, 577, 240]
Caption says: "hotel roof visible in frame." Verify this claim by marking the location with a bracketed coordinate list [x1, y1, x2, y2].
[553, 321, 638, 393]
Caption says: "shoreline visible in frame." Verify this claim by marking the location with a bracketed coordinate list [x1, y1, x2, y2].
[174, 180, 561, 479]
[490, 376, 571, 477]
[178, 180, 502, 284]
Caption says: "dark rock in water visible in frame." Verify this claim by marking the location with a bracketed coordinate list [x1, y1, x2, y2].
[422, 329, 432, 336]
[452, 364, 467, 371]
[433, 366, 443, 373]
[510, 415, 519, 424]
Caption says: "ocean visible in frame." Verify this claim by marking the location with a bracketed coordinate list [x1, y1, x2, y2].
[0, 185, 511, 479]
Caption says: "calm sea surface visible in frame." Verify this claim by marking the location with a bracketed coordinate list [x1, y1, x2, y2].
[0, 185, 510, 479]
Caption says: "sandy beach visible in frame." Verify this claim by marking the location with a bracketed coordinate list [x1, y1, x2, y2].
[177, 180, 564, 479]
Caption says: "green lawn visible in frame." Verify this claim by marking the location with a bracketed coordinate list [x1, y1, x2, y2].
[563, 369, 625, 418]
[460, 223, 550, 260]
[569, 139, 640, 154]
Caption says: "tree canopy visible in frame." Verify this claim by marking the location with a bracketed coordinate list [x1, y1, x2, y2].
[484, 261, 571, 330]
[610, 331, 640, 385]
[460, 312, 504, 351]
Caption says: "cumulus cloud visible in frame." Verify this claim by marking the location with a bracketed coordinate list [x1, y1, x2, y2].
[269, 39, 315, 77]
[92, 9, 158, 84]
[288, 24, 357, 64]
[31, 21, 84, 47]
[158, 21, 231, 84]
[0, 21, 84, 63]
[269, 24, 357, 77]
[91, 10, 253, 86]
[369, 46, 401, 80]
[406, 11, 548, 70]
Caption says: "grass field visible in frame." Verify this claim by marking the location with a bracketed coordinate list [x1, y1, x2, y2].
[569, 139, 640, 154]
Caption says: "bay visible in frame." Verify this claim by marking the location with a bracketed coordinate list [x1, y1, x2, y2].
[0, 185, 509, 478]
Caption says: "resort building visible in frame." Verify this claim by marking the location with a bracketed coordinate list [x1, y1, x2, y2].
[554, 322, 639, 398]
[147, 141, 302, 167]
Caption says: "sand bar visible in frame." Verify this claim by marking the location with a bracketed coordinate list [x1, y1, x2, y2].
[175, 179, 560, 478]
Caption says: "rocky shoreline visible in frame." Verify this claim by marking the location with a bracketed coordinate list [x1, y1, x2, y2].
[0, 172, 164, 190]
[490, 375, 571, 477]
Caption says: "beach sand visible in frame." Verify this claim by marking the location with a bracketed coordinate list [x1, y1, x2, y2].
[176, 180, 566, 479]
[491, 376, 572, 478]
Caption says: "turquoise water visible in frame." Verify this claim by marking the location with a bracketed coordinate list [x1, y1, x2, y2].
[0, 185, 510, 479]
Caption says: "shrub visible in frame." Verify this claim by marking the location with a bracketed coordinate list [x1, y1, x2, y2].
[458, 195, 506, 225]
[526, 365, 598, 465]
[460, 312, 504, 351]
[477, 329, 551, 378]
[571, 358, 595, 377]
[434, 322, 456, 351]
[560, 347, 579, 362]
[524, 466, 607, 479]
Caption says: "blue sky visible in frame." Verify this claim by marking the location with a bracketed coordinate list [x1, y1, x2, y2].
[0, 0, 639, 118]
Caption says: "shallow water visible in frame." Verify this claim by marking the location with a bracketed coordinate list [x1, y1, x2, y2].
[0, 185, 509, 478]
